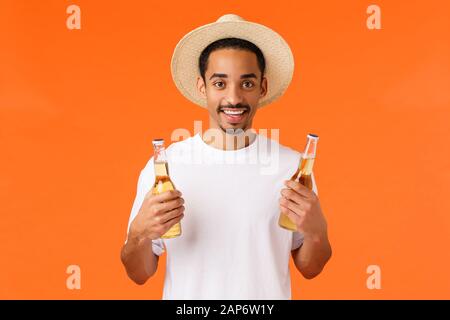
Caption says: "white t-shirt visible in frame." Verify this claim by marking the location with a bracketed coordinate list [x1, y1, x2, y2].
[126, 133, 318, 299]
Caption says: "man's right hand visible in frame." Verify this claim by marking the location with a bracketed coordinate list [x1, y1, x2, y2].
[128, 189, 185, 243]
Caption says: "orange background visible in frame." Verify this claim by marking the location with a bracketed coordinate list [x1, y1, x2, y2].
[1, 0, 449, 299]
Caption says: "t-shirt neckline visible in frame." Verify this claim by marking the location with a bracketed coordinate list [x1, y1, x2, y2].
[194, 132, 259, 154]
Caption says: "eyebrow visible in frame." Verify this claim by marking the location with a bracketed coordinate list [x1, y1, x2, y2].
[209, 73, 258, 80]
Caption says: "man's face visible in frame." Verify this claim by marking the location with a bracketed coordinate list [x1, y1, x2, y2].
[197, 49, 267, 133]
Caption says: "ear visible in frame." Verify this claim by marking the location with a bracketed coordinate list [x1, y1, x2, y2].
[197, 76, 206, 98]
[260, 76, 268, 98]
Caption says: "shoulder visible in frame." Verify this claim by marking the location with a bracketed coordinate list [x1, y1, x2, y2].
[166, 134, 197, 164]
[259, 134, 302, 162]
[141, 135, 195, 171]
[167, 135, 197, 151]
[136, 135, 196, 188]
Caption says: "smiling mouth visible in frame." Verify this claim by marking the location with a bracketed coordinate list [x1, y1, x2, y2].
[221, 108, 247, 115]
[219, 107, 249, 124]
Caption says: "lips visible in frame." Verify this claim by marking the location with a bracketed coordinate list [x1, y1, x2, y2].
[219, 108, 249, 124]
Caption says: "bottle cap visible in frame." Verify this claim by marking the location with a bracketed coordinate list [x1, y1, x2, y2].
[152, 138, 165, 146]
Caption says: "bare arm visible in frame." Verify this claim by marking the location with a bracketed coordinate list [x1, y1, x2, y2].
[280, 179, 332, 280]
[120, 235, 159, 285]
[120, 189, 185, 285]
[291, 233, 332, 279]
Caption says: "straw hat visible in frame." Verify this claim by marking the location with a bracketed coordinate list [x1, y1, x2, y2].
[170, 14, 294, 109]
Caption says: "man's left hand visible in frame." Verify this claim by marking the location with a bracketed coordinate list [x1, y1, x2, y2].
[279, 179, 328, 239]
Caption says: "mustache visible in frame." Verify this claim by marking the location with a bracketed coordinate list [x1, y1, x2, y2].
[217, 103, 250, 112]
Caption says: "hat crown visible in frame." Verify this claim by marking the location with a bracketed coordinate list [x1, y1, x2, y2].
[216, 14, 244, 23]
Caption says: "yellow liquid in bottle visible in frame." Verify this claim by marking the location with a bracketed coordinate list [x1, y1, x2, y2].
[152, 161, 181, 239]
[279, 157, 315, 231]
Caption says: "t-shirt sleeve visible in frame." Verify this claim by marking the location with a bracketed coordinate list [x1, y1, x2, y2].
[125, 157, 165, 256]
[291, 231, 305, 251]
[291, 171, 319, 250]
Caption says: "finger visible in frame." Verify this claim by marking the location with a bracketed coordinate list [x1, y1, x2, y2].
[161, 212, 184, 230]
[280, 203, 301, 226]
[280, 188, 307, 206]
[143, 188, 155, 204]
[151, 197, 184, 217]
[159, 205, 185, 224]
[149, 189, 182, 204]
[279, 197, 304, 217]
[284, 180, 312, 198]
[155, 196, 184, 213]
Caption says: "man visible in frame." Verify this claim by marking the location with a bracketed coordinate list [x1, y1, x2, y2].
[120, 14, 332, 299]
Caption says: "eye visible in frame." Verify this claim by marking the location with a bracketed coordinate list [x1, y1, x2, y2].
[213, 81, 225, 88]
[242, 81, 254, 89]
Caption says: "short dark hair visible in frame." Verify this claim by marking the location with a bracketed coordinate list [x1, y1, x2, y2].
[198, 38, 266, 81]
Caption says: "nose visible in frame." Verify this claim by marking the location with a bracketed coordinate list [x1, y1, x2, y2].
[224, 84, 244, 106]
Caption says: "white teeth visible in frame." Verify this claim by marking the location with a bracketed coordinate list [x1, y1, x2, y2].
[223, 110, 245, 115]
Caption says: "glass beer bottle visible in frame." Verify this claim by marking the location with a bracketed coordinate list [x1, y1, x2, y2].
[278, 133, 319, 231]
[152, 138, 181, 239]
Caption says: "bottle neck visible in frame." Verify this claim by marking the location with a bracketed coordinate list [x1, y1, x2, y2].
[154, 148, 169, 177]
[153, 145, 168, 163]
[303, 138, 318, 159]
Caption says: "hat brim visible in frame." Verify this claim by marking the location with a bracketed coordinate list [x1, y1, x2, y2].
[171, 20, 294, 109]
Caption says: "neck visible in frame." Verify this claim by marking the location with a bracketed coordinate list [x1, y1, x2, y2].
[202, 124, 257, 151]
